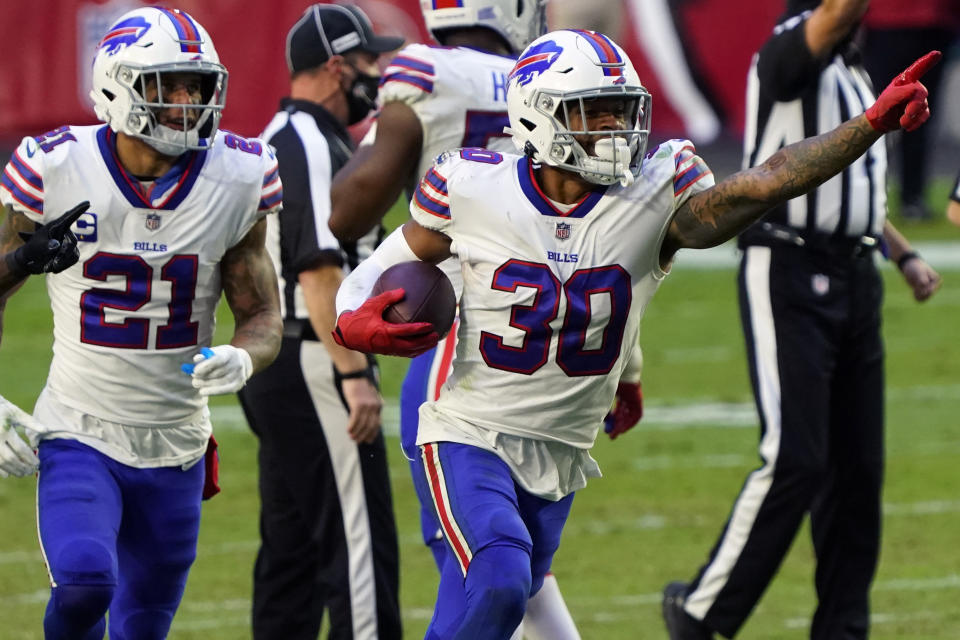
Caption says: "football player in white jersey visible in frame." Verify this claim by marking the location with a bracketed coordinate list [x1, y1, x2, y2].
[0, 8, 282, 639]
[329, 3, 637, 638]
[331, 28, 937, 639]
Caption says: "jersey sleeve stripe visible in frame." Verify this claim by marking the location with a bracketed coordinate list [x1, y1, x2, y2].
[259, 183, 283, 210]
[388, 55, 435, 76]
[673, 148, 697, 170]
[674, 164, 713, 196]
[262, 174, 281, 192]
[380, 73, 434, 93]
[3, 164, 44, 201]
[425, 167, 448, 194]
[10, 151, 43, 191]
[414, 184, 451, 219]
[262, 164, 280, 188]
[1, 178, 43, 214]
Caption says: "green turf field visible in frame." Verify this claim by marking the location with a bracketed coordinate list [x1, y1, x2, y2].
[1, 189, 959, 638]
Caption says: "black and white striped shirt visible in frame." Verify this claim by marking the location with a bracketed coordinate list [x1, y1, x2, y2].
[260, 98, 380, 322]
[741, 10, 887, 242]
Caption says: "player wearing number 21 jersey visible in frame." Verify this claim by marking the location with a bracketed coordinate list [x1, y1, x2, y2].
[2, 124, 280, 454]
[0, 8, 282, 638]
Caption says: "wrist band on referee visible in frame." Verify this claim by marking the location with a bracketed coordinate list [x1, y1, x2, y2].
[896, 251, 920, 271]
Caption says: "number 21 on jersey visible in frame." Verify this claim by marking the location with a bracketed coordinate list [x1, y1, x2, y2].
[80, 252, 199, 349]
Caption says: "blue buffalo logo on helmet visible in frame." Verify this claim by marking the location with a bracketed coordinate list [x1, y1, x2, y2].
[98, 16, 151, 55]
[508, 39, 563, 87]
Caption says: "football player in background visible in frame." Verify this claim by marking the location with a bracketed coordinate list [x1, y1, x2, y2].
[331, 28, 937, 640]
[329, 2, 640, 637]
[0, 7, 282, 639]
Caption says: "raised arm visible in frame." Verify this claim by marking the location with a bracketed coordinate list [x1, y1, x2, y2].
[329, 102, 424, 242]
[804, 0, 869, 58]
[662, 51, 941, 264]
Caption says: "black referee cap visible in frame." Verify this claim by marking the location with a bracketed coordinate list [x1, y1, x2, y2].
[286, 3, 404, 73]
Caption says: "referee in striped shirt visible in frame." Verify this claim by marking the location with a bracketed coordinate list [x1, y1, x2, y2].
[663, 1, 941, 639]
[238, 5, 403, 639]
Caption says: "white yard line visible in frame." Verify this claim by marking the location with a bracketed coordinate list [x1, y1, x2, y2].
[673, 241, 960, 270]
[210, 382, 960, 435]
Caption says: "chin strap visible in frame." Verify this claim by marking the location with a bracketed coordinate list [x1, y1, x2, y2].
[141, 123, 202, 156]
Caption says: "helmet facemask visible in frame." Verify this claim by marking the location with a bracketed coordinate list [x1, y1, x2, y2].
[115, 62, 227, 157]
[522, 86, 651, 187]
[89, 7, 228, 158]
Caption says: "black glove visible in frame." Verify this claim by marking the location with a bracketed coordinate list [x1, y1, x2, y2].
[6, 201, 89, 276]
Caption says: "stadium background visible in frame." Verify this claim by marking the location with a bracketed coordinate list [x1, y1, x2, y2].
[2, 1, 960, 638]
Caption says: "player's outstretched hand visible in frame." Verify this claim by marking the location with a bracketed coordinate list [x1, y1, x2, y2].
[8, 201, 89, 276]
[0, 395, 41, 478]
[333, 289, 438, 358]
[604, 382, 644, 440]
[182, 346, 253, 396]
[865, 51, 941, 133]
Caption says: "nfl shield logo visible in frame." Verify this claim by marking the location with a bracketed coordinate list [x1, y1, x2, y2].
[145, 213, 162, 231]
[555, 222, 571, 240]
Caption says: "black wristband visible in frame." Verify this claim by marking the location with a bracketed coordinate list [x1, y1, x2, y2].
[896, 251, 920, 271]
[338, 368, 370, 379]
[336, 365, 377, 384]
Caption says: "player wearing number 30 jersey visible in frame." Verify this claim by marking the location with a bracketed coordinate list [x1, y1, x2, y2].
[0, 7, 282, 639]
[336, 27, 936, 639]
[410, 137, 706, 489]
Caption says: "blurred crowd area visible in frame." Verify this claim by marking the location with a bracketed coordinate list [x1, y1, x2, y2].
[548, 0, 960, 211]
[2, 0, 959, 206]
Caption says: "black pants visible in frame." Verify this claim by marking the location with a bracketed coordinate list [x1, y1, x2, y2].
[863, 27, 956, 205]
[239, 337, 401, 640]
[685, 244, 884, 639]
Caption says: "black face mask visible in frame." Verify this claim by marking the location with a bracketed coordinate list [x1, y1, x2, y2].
[346, 66, 380, 125]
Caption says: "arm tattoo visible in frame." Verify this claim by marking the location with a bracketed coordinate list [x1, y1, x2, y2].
[0, 205, 33, 294]
[220, 218, 282, 373]
[0, 205, 36, 346]
[669, 115, 881, 251]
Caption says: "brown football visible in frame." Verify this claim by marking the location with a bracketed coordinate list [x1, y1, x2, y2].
[371, 261, 456, 338]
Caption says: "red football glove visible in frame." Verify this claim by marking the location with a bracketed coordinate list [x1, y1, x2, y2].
[333, 288, 439, 357]
[604, 381, 643, 440]
[865, 51, 941, 133]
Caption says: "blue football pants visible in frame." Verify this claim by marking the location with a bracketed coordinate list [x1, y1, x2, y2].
[37, 438, 203, 640]
[417, 442, 574, 640]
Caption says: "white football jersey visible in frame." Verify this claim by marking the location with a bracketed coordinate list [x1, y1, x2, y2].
[410, 141, 713, 472]
[1, 125, 280, 456]
[377, 44, 517, 295]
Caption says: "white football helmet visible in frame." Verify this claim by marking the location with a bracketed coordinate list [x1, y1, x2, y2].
[505, 30, 651, 187]
[420, 0, 547, 54]
[89, 7, 227, 157]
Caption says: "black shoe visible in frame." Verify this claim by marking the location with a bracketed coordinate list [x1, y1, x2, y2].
[662, 581, 715, 640]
